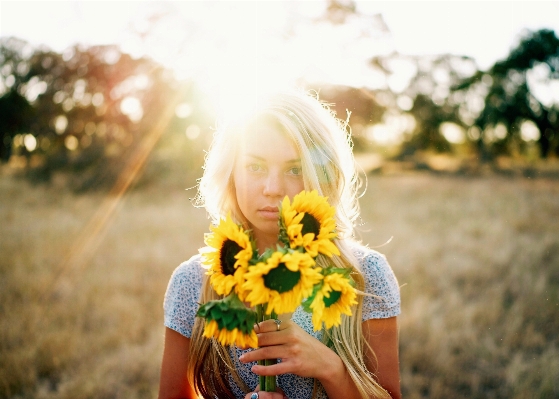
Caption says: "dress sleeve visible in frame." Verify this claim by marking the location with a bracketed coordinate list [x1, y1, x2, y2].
[163, 255, 204, 338]
[357, 248, 401, 320]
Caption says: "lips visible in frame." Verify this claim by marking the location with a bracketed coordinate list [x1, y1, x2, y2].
[258, 206, 279, 219]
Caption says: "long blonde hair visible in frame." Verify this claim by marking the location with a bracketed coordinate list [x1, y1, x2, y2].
[190, 90, 390, 399]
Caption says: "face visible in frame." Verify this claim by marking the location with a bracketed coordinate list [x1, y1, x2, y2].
[233, 122, 304, 252]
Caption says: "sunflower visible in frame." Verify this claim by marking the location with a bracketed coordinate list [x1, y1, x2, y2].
[197, 293, 259, 348]
[280, 190, 340, 258]
[201, 213, 254, 297]
[243, 250, 323, 315]
[308, 271, 357, 331]
[202, 320, 258, 348]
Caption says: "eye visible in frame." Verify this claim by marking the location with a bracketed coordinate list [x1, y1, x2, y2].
[288, 166, 302, 176]
[247, 163, 263, 172]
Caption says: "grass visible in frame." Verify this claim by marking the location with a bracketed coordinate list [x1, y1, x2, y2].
[1, 169, 558, 398]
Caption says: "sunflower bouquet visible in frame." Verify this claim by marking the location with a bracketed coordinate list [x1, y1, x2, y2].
[196, 190, 357, 392]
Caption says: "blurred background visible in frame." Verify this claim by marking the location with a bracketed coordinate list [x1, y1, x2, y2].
[1, 1, 558, 398]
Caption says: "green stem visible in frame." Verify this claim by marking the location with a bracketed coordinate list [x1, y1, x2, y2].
[263, 309, 277, 392]
[256, 304, 266, 391]
[256, 306, 278, 392]
[265, 361, 277, 392]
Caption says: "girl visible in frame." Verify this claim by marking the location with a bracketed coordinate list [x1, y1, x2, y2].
[159, 90, 401, 399]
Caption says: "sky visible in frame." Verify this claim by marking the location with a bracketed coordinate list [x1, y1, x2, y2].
[1, 0, 558, 111]
[1, 1, 558, 145]
[2, 1, 558, 68]
[360, 1, 559, 69]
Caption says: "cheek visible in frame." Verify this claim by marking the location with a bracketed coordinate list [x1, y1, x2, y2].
[233, 168, 252, 206]
[233, 165, 251, 190]
[286, 179, 305, 199]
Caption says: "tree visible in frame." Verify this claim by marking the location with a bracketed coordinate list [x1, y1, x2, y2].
[367, 53, 477, 157]
[0, 37, 207, 191]
[0, 37, 37, 161]
[453, 29, 559, 159]
[316, 85, 386, 152]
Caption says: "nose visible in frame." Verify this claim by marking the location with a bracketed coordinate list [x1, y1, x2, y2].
[262, 171, 284, 198]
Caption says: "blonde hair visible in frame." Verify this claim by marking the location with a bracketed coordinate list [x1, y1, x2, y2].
[190, 90, 390, 399]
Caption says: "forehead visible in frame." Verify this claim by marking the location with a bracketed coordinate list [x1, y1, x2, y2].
[238, 118, 300, 156]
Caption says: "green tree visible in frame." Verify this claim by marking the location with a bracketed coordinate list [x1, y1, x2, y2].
[367, 53, 476, 157]
[0, 37, 37, 161]
[453, 29, 559, 159]
[0, 37, 209, 191]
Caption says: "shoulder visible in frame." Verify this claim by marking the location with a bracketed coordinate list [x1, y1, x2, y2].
[349, 242, 401, 320]
[164, 254, 205, 300]
[163, 254, 205, 338]
[351, 242, 388, 267]
[350, 242, 394, 281]
[168, 253, 205, 283]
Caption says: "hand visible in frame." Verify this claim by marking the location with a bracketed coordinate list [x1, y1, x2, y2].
[239, 318, 341, 381]
[244, 384, 287, 399]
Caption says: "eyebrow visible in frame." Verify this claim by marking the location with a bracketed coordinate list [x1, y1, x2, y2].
[245, 154, 301, 164]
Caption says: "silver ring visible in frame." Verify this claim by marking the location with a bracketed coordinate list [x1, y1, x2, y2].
[250, 393, 259, 399]
[274, 319, 282, 331]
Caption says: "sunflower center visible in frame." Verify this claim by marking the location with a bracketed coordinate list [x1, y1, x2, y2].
[219, 240, 242, 276]
[301, 213, 320, 236]
[263, 263, 301, 293]
[323, 290, 342, 307]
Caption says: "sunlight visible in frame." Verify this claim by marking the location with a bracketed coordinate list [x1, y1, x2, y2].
[54, 115, 68, 134]
[520, 120, 540, 141]
[38, 83, 191, 302]
[23, 134, 37, 152]
[527, 62, 559, 108]
[386, 58, 417, 94]
[175, 103, 192, 119]
[120, 96, 143, 123]
[366, 124, 402, 146]
[156, 2, 296, 122]
[124, 1, 392, 120]
[365, 112, 416, 146]
[186, 124, 200, 140]
[197, 61, 294, 124]
[65, 135, 79, 151]
[440, 122, 465, 144]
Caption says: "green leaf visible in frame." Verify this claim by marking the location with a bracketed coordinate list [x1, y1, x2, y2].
[221, 309, 235, 328]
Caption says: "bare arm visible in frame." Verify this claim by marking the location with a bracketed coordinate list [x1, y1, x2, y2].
[363, 316, 401, 399]
[158, 327, 198, 399]
[309, 317, 401, 398]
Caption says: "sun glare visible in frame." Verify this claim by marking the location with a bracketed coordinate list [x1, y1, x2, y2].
[197, 61, 297, 124]
[114, 2, 391, 121]
[143, 2, 296, 122]
[440, 122, 466, 144]
[520, 120, 540, 141]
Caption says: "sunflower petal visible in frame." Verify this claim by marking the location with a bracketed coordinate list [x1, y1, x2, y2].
[279, 190, 340, 258]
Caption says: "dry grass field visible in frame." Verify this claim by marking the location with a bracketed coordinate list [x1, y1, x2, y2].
[1, 169, 558, 399]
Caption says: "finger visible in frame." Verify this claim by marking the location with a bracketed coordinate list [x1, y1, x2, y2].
[275, 387, 288, 399]
[239, 345, 288, 364]
[256, 328, 288, 347]
[244, 390, 286, 399]
[255, 319, 286, 334]
[251, 360, 294, 377]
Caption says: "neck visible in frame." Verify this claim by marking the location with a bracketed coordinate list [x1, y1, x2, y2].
[253, 232, 279, 255]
